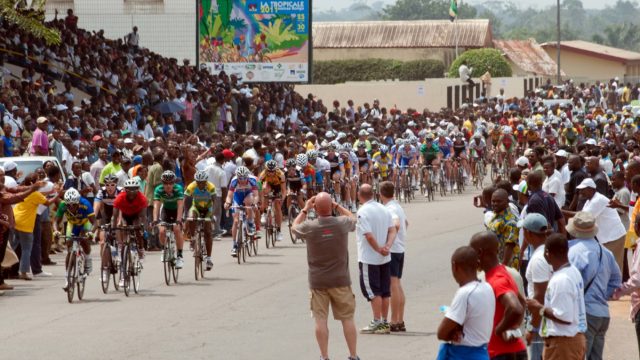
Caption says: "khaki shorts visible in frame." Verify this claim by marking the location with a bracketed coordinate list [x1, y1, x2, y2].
[310, 286, 356, 320]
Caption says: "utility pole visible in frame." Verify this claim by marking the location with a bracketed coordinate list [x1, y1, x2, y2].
[556, 0, 561, 84]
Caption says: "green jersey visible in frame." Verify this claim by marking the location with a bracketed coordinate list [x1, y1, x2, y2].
[420, 143, 440, 160]
[153, 184, 184, 210]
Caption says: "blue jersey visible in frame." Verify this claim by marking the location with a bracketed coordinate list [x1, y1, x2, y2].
[437, 138, 453, 158]
[229, 176, 258, 195]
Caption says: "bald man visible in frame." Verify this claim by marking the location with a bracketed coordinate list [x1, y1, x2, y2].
[292, 193, 359, 360]
[356, 184, 397, 335]
[470, 232, 527, 360]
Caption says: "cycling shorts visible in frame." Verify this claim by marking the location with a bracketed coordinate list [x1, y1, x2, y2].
[162, 208, 178, 223]
[399, 157, 412, 167]
[315, 171, 324, 184]
[233, 191, 254, 207]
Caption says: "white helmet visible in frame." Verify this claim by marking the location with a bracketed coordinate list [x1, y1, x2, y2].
[194, 170, 208, 182]
[296, 153, 308, 167]
[124, 178, 140, 189]
[502, 126, 512, 134]
[64, 188, 81, 204]
[235, 166, 251, 178]
[358, 129, 368, 136]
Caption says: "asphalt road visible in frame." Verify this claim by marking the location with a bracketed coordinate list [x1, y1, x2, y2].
[0, 190, 636, 360]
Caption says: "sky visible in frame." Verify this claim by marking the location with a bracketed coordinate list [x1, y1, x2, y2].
[314, 0, 610, 12]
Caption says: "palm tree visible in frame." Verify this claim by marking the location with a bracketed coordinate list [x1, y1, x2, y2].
[0, 0, 61, 45]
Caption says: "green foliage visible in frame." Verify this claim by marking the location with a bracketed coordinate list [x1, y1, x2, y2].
[313, 59, 445, 84]
[0, 0, 60, 45]
[448, 49, 512, 78]
[382, 0, 477, 20]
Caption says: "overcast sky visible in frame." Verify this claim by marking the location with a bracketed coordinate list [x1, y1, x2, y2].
[314, 0, 609, 12]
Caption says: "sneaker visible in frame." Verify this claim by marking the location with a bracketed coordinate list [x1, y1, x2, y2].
[62, 281, 69, 291]
[374, 321, 390, 334]
[261, 213, 267, 225]
[360, 320, 379, 334]
[206, 257, 213, 271]
[348, 357, 361, 360]
[33, 271, 53, 278]
[175, 256, 184, 269]
[19, 272, 32, 281]
[276, 232, 283, 242]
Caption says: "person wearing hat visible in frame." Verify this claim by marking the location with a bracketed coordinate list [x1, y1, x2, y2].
[554, 149, 570, 186]
[515, 156, 529, 171]
[520, 213, 552, 360]
[565, 211, 621, 360]
[2, 161, 18, 189]
[525, 233, 587, 360]
[99, 150, 123, 185]
[116, 156, 133, 187]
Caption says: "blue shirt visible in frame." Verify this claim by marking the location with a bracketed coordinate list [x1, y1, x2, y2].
[568, 238, 621, 317]
[2, 136, 13, 157]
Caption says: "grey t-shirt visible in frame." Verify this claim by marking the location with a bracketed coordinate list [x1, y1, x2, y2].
[293, 216, 356, 290]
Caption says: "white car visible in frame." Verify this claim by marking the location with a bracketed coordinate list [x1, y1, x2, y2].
[0, 156, 66, 184]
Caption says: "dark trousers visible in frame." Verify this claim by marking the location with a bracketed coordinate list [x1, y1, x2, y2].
[31, 215, 42, 274]
[635, 311, 640, 358]
[585, 314, 609, 360]
[520, 259, 529, 297]
[0, 230, 9, 284]
[41, 221, 52, 262]
[467, 78, 476, 87]
[491, 351, 528, 360]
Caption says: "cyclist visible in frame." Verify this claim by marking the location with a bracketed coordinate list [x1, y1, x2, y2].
[308, 150, 329, 193]
[355, 142, 372, 185]
[183, 170, 216, 270]
[488, 124, 502, 152]
[54, 188, 96, 291]
[395, 139, 417, 193]
[497, 126, 516, 169]
[93, 174, 123, 268]
[419, 134, 441, 195]
[325, 143, 345, 203]
[112, 178, 147, 275]
[436, 131, 454, 186]
[340, 143, 358, 211]
[562, 122, 579, 147]
[468, 132, 487, 180]
[372, 144, 393, 181]
[298, 153, 316, 196]
[152, 170, 185, 269]
[225, 166, 259, 257]
[515, 124, 527, 153]
[285, 157, 307, 219]
[452, 132, 469, 185]
[526, 122, 539, 148]
[258, 160, 286, 242]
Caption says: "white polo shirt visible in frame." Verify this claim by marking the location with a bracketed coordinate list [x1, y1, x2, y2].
[525, 245, 553, 298]
[542, 170, 565, 209]
[385, 199, 407, 254]
[445, 280, 496, 347]
[356, 200, 393, 265]
[582, 191, 627, 244]
[542, 265, 587, 337]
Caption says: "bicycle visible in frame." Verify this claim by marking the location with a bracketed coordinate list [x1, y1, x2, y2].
[159, 222, 179, 285]
[474, 157, 486, 189]
[263, 194, 278, 249]
[421, 165, 436, 202]
[116, 224, 143, 296]
[59, 234, 89, 303]
[372, 169, 381, 202]
[232, 205, 254, 264]
[188, 216, 213, 280]
[99, 225, 120, 294]
[490, 153, 500, 183]
[287, 191, 304, 244]
[439, 161, 448, 197]
[452, 157, 465, 194]
[398, 165, 413, 203]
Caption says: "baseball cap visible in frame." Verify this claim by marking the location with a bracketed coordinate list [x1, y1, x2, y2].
[36, 116, 48, 124]
[519, 213, 549, 233]
[124, 138, 134, 144]
[585, 139, 597, 146]
[92, 135, 103, 142]
[555, 149, 568, 158]
[133, 155, 143, 165]
[515, 156, 529, 167]
[3, 161, 17, 172]
[222, 149, 235, 158]
[523, 149, 535, 156]
[576, 178, 596, 189]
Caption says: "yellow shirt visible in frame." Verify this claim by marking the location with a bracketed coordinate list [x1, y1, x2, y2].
[13, 192, 47, 233]
[259, 169, 285, 187]
[305, 141, 316, 151]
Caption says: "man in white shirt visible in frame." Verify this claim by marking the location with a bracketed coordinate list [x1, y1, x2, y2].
[379, 181, 408, 332]
[437, 246, 495, 358]
[521, 213, 553, 360]
[205, 152, 228, 236]
[526, 234, 587, 360]
[542, 160, 565, 209]
[356, 184, 397, 335]
[563, 178, 627, 272]
[0, 163, 17, 189]
[458, 60, 475, 88]
[555, 150, 571, 186]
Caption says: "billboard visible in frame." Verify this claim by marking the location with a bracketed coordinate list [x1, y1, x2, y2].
[197, 0, 311, 83]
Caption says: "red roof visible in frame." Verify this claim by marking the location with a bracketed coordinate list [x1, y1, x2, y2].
[494, 39, 564, 77]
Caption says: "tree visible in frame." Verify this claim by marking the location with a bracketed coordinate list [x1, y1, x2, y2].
[0, 0, 60, 45]
[382, 0, 477, 20]
[448, 48, 512, 78]
[599, 22, 640, 50]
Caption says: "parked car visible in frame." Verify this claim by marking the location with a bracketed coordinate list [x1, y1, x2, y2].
[0, 156, 66, 184]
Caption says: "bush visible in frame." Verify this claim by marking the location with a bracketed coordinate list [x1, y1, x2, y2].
[312, 59, 445, 84]
[447, 48, 512, 78]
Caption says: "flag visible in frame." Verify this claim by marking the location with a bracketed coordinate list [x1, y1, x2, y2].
[449, 0, 458, 22]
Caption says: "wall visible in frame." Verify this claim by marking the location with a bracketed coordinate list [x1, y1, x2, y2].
[296, 76, 539, 111]
[313, 47, 465, 69]
[542, 48, 625, 82]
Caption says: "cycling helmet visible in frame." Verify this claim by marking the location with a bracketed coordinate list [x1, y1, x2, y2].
[286, 158, 296, 168]
[358, 129, 368, 136]
[325, 130, 335, 138]
[438, 130, 447, 137]
[425, 133, 435, 141]
[395, 138, 402, 145]
[307, 150, 318, 161]
[517, 124, 524, 131]
[235, 166, 251, 178]
[357, 142, 367, 149]
[64, 188, 81, 204]
[124, 178, 140, 189]
[503, 126, 512, 134]
[296, 154, 308, 167]
[379, 145, 389, 154]
[473, 132, 482, 139]
[327, 143, 337, 151]
[161, 170, 176, 183]
[337, 132, 346, 140]
[455, 132, 464, 138]
[265, 160, 278, 171]
[104, 173, 118, 183]
[407, 120, 416, 127]
[342, 143, 353, 152]
[410, 137, 419, 145]
[194, 170, 208, 182]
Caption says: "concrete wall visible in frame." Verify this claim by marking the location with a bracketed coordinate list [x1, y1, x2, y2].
[296, 76, 538, 111]
[313, 48, 468, 69]
[542, 48, 625, 82]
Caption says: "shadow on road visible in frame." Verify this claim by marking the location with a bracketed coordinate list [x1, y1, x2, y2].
[390, 331, 436, 337]
[139, 290, 176, 297]
[76, 298, 121, 303]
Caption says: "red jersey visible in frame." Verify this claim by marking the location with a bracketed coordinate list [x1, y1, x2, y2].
[113, 191, 148, 216]
[485, 264, 526, 357]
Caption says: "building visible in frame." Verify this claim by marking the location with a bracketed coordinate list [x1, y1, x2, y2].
[493, 39, 563, 78]
[540, 40, 640, 82]
[312, 20, 493, 68]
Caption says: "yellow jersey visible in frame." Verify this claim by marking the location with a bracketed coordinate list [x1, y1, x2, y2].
[259, 169, 285, 187]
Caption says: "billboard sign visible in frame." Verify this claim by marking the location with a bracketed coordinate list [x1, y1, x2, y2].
[197, 0, 311, 83]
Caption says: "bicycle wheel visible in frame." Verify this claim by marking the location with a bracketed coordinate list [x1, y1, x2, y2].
[198, 233, 205, 279]
[270, 213, 277, 249]
[123, 245, 131, 297]
[132, 253, 141, 294]
[288, 205, 299, 244]
[250, 232, 258, 256]
[194, 231, 202, 281]
[243, 237, 250, 262]
[236, 222, 243, 265]
[264, 209, 271, 249]
[100, 245, 111, 294]
[163, 243, 171, 286]
[66, 253, 76, 303]
[77, 254, 86, 301]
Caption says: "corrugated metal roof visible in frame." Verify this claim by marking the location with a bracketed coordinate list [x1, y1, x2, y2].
[312, 20, 492, 49]
[494, 39, 564, 77]
[540, 40, 640, 63]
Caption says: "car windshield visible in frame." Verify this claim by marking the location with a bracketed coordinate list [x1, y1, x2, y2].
[0, 160, 44, 183]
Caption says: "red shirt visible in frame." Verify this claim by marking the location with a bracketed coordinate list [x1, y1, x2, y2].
[485, 264, 526, 357]
[113, 191, 148, 216]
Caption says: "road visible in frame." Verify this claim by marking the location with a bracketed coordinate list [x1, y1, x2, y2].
[0, 191, 636, 360]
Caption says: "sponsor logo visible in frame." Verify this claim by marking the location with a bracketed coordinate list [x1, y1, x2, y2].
[245, 64, 256, 70]
[262, 64, 274, 70]
[289, 69, 296, 75]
